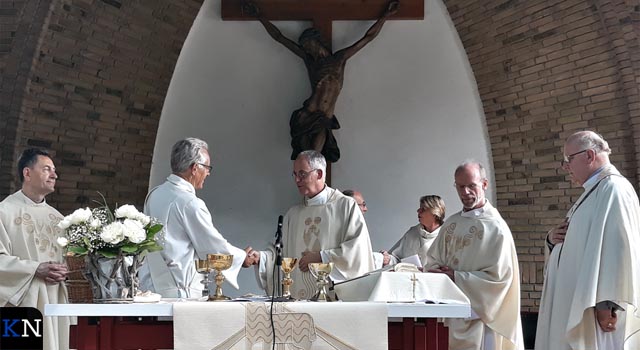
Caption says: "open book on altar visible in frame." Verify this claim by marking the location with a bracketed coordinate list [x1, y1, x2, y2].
[334, 270, 469, 304]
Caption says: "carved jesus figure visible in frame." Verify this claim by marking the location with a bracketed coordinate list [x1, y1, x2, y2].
[245, 1, 399, 162]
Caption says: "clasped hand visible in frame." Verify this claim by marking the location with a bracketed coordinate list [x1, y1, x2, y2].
[547, 218, 568, 245]
[298, 250, 321, 272]
[427, 265, 455, 281]
[243, 246, 260, 267]
[35, 262, 67, 284]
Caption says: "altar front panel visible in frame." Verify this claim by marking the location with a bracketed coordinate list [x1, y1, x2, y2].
[173, 302, 388, 350]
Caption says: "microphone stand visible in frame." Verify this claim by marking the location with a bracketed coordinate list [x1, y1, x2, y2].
[272, 215, 292, 302]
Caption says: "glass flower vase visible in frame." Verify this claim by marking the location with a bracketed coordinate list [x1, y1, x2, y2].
[83, 253, 145, 303]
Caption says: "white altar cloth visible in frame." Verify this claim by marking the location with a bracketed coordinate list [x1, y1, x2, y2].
[334, 271, 469, 304]
[173, 301, 387, 350]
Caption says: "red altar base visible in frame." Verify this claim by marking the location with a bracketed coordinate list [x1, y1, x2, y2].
[70, 316, 448, 350]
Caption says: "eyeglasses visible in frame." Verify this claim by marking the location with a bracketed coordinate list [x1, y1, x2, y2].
[292, 169, 318, 180]
[358, 202, 367, 208]
[197, 163, 213, 172]
[561, 149, 589, 166]
[454, 182, 480, 191]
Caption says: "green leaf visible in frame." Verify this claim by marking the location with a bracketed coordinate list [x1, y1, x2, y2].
[68, 246, 88, 255]
[121, 245, 138, 254]
[99, 251, 118, 258]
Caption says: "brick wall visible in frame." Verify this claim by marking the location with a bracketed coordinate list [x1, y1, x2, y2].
[2, 0, 638, 312]
[0, 0, 202, 213]
[443, 0, 640, 311]
[0, 0, 53, 198]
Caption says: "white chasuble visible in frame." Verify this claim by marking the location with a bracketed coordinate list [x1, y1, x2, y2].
[387, 224, 440, 266]
[139, 174, 246, 298]
[0, 191, 70, 350]
[535, 165, 640, 350]
[426, 202, 524, 350]
[259, 187, 374, 300]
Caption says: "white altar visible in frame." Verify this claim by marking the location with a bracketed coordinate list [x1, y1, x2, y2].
[45, 300, 470, 350]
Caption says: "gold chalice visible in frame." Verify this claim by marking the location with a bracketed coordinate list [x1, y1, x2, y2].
[207, 253, 233, 301]
[281, 257, 298, 300]
[309, 262, 334, 302]
[195, 258, 212, 298]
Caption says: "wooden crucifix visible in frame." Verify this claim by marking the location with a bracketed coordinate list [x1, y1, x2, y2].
[222, 0, 423, 183]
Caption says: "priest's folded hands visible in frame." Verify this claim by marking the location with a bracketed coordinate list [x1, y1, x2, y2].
[36, 261, 68, 284]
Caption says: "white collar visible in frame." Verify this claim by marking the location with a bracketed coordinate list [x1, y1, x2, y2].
[306, 186, 329, 206]
[167, 174, 195, 194]
[460, 200, 490, 218]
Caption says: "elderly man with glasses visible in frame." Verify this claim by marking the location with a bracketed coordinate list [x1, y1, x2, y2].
[535, 131, 640, 349]
[139, 138, 256, 298]
[252, 150, 375, 299]
[425, 161, 524, 350]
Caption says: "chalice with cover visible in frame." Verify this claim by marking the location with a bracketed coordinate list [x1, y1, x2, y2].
[281, 257, 298, 300]
[195, 258, 212, 298]
[207, 253, 233, 301]
[309, 262, 334, 302]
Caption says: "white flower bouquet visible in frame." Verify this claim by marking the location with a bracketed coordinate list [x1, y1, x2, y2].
[57, 201, 163, 258]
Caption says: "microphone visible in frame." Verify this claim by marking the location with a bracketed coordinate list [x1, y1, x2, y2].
[275, 215, 283, 266]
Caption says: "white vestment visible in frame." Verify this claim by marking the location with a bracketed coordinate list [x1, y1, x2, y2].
[387, 224, 440, 266]
[426, 201, 524, 350]
[139, 175, 246, 298]
[257, 187, 375, 299]
[535, 164, 640, 350]
[0, 191, 70, 350]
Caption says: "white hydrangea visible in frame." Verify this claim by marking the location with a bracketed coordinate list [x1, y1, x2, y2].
[100, 221, 125, 244]
[56, 236, 68, 247]
[89, 218, 102, 228]
[58, 207, 92, 230]
[115, 205, 141, 220]
[136, 213, 151, 226]
[122, 219, 146, 244]
[69, 207, 92, 225]
[57, 218, 71, 230]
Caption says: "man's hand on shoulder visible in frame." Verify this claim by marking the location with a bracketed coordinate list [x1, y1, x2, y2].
[35, 262, 68, 284]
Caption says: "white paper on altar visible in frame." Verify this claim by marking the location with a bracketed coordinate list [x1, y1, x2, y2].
[173, 301, 387, 350]
[334, 271, 470, 304]
[400, 254, 422, 267]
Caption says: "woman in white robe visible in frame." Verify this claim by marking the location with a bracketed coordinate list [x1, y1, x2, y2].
[381, 195, 445, 267]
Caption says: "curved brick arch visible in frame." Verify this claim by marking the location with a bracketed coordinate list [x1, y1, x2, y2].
[442, 0, 640, 310]
[0, 0, 54, 197]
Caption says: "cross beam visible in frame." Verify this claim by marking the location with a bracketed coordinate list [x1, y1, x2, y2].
[221, 0, 423, 21]
[222, 0, 424, 42]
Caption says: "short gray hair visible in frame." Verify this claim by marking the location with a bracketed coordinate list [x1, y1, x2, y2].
[297, 150, 326, 173]
[567, 130, 611, 155]
[171, 138, 208, 173]
[455, 160, 487, 180]
[419, 195, 446, 225]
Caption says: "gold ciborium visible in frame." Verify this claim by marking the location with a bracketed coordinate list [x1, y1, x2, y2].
[281, 257, 298, 300]
[207, 254, 233, 301]
[309, 262, 334, 302]
[195, 258, 212, 298]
